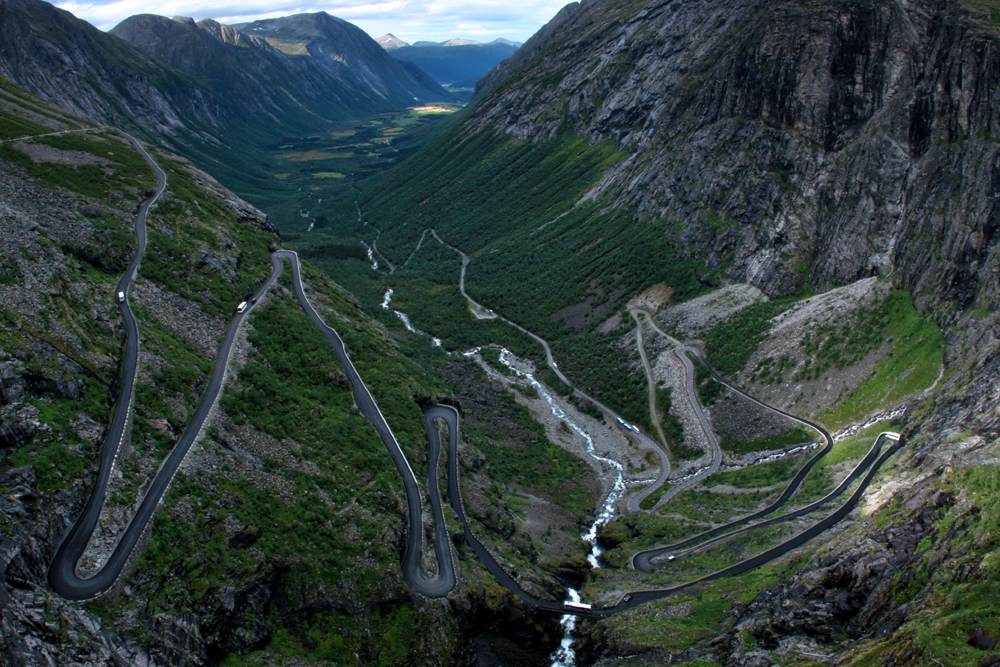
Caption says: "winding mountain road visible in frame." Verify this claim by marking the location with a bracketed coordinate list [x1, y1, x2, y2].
[49, 133, 167, 600]
[50, 162, 906, 619]
[277, 251, 455, 597]
[630, 311, 671, 453]
[50, 241, 454, 599]
[49, 133, 293, 600]
[431, 231, 673, 506]
[401, 232, 904, 614]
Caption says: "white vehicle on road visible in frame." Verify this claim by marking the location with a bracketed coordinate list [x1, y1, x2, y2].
[236, 301, 248, 313]
[117, 291, 125, 302]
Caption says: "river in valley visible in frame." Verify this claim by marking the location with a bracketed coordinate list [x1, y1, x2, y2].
[493, 348, 626, 666]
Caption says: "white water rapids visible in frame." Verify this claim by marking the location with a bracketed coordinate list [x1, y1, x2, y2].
[549, 589, 582, 667]
[495, 349, 626, 564]
[362, 242, 378, 270]
[381, 288, 441, 347]
[484, 348, 626, 666]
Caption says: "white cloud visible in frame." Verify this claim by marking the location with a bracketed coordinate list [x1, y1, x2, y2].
[57, 0, 566, 41]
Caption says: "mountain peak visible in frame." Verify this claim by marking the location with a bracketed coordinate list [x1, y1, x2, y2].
[195, 17, 253, 46]
[377, 33, 408, 50]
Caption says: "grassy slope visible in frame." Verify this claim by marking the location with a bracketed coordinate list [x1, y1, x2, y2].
[840, 464, 1000, 667]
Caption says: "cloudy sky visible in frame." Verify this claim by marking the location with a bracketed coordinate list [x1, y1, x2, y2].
[57, 0, 566, 43]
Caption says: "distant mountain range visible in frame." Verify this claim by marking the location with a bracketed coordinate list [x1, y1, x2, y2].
[375, 35, 521, 88]
[377, 34, 522, 49]
[0, 0, 453, 190]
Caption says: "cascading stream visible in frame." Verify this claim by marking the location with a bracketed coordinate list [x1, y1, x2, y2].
[381, 288, 442, 346]
[495, 349, 626, 563]
[362, 242, 378, 270]
[549, 589, 582, 667]
[486, 348, 626, 665]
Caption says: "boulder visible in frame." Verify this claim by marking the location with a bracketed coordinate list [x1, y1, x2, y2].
[0, 404, 40, 448]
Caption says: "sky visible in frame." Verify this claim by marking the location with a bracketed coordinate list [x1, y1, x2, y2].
[56, 0, 567, 43]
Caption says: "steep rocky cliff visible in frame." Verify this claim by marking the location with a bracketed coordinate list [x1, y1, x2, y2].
[230, 12, 450, 104]
[335, 0, 1000, 663]
[0, 0, 213, 136]
[471, 0, 1000, 317]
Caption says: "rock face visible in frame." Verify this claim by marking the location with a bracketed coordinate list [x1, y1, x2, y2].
[111, 13, 450, 121]
[229, 12, 449, 104]
[0, 0, 210, 135]
[471, 0, 1000, 314]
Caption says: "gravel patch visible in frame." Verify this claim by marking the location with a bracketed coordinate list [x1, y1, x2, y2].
[655, 283, 766, 339]
[737, 278, 891, 415]
[13, 140, 111, 167]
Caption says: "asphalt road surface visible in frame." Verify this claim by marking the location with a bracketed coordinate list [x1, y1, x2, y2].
[276, 251, 454, 597]
[50, 194, 907, 617]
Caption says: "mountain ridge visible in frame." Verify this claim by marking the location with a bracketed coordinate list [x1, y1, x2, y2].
[0, 0, 453, 197]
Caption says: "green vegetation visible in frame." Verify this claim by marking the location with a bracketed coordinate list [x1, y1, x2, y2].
[956, 0, 1000, 33]
[708, 455, 805, 488]
[9, 374, 107, 493]
[222, 296, 421, 480]
[794, 291, 895, 382]
[788, 424, 887, 504]
[0, 76, 91, 135]
[132, 267, 447, 645]
[140, 158, 276, 316]
[591, 554, 809, 652]
[361, 128, 625, 261]
[838, 465, 1000, 667]
[476, 435, 593, 518]
[464, 388, 595, 520]
[749, 352, 795, 384]
[656, 385, 696, 459]
[0, 132, 155, 201]
[552, 333, 650, 430]
[232, 603, 452, 666]
[702, 298, 796, 378]
[131, 302, 214, 444]
[288, 124, 718, 456]
[242, 106, 463, 234]
[0, 108, 53, 139]
[693, 354, 723, 405]
[820, 290, 943, 427]
[721, 427, 815, 455]
[388, 279, 539, 357]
